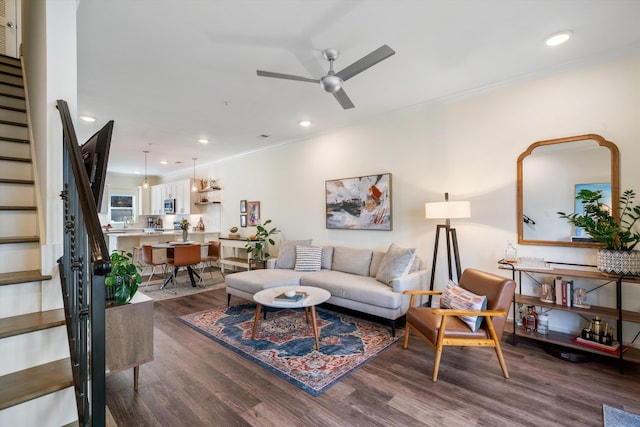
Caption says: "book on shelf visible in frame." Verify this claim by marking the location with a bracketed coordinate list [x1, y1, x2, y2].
[554, 276, 563, 305]
[572, 336, 628, 355]
[274, 291, 308, 302]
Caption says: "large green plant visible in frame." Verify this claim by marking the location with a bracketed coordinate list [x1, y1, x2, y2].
[558, 189, 640, 250]
[245, 219, 280, 260]
[105, 250, 142, 304]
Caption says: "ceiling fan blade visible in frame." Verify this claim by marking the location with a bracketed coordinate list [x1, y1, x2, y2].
[333, 88, 355, 110]
[335, 45, 395, 82]
[256, 70, 319, 83]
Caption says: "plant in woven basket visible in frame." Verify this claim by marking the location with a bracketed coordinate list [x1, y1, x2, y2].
[558, 189, 640, 250]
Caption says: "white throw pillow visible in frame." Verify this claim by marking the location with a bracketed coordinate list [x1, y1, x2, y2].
[375, 243, 416, 285]
[439, 280, 487, 332]
[294, 246, 322, 272]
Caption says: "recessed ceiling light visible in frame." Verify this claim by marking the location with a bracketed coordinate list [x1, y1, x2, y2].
[79, 115, 96, 123]
[545, 31, 572, 47]
[198, 138, 209, 144]
[160, 160, 168, 165]
[299, 120, 311, 127]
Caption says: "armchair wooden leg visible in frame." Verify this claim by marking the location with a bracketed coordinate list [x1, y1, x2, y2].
[403, 324, 411, 349]
[432, 316, 448, 382]
[486, 317, 509, 378]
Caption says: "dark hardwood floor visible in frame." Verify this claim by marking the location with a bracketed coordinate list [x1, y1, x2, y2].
[106, 288, 640, 426]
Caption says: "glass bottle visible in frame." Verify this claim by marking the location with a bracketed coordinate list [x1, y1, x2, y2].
[537, 311, 549, 335]
[516, 304, 524, 327]
[524, 306, 536, 332]
[505, 240, 518, 263]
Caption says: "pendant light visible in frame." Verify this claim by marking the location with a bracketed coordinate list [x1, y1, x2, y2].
[191, 158, 198, 192]
[142, 150, 149, 189]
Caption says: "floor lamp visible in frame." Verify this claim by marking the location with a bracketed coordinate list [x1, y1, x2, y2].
[425, 193, 471, 306]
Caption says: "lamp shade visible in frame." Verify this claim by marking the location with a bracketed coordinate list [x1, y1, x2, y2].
[425, 201, 471, 219]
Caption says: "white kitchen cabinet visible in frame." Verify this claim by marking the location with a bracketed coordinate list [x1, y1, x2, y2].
[138, 186, 151, 215]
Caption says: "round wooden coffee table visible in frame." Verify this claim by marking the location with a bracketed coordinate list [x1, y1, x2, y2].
[252, 286, 331, 350]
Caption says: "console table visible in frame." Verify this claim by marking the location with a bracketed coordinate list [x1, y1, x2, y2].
[219, 238, 258, 274]
[498, 260, 640, 372]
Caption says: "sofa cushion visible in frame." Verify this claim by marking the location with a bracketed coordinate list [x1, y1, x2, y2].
[332, 246, 372, 276]
[321, 246, 334, 270]
[225, 269, 304, 294]
[375, 243, 416, 285]
[294, 246, 322, 272]
[300, 270, 402, 309]
[276, 239, 312, 269]
[369, 251, 386, 277]
[440, 280, 487, 332]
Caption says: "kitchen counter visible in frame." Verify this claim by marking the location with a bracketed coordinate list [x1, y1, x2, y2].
[105, 230, 220, 255]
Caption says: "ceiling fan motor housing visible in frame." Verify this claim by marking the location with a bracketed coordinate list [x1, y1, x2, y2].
[320, 74, 343, 93]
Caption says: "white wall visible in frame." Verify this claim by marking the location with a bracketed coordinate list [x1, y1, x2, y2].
[188, 54, 640, 340]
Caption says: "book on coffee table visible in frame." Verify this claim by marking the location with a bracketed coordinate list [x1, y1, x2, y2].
[274, 291, 308, 302]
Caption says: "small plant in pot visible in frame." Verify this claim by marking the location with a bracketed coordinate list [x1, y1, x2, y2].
[245, 219, 280, 261]
[558, 189, 640, 274]
[105, 250, 142, 304]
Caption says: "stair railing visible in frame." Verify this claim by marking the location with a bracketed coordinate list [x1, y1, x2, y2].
[56, 99, 110, 426]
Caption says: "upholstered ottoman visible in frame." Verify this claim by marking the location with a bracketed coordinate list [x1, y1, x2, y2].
[225, 269, 304, 305]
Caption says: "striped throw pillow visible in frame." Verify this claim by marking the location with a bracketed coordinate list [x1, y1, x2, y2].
[439, 280, 487, 332]
[294, 246, 322, 272]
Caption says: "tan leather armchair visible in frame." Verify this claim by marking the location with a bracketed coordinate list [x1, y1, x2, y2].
[403, 268, 516, 382]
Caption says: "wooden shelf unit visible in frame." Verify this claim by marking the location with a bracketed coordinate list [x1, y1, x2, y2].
[499, 260, 640, 372]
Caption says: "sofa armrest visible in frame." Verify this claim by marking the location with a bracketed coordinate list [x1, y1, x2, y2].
[390, 269, 427, 294]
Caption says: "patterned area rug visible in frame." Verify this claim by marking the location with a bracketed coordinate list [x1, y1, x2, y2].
[177, 304, 401, 396]
[603, 404, 640, 426]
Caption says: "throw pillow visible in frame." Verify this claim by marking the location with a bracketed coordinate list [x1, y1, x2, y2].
[275, 239, 312, 269]
[375, 243, 416, 285]
[439, 280, 487, 332]
[294, 246, 322, 272]
[332, 247, 372, 276]
[321, 246, 334, 270]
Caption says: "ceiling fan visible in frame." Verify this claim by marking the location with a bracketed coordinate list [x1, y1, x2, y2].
[256, 45, 395, 109]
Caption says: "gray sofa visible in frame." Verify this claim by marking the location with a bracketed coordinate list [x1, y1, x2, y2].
[225, 241, 428, 334]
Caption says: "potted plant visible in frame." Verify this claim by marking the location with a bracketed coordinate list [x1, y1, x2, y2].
[105, 250, 142, 304]
[558, 189, 640, 274]
[245, 219, 280, 261]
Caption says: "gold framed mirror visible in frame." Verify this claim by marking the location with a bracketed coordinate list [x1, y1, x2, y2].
[517, 134, 619, 247]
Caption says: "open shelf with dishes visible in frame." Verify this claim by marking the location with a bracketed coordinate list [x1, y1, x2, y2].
[498, 260, 640, 372]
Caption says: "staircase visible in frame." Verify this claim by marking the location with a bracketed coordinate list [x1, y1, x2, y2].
[0, 54, 78, 426]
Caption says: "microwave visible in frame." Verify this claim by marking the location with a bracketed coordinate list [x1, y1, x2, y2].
[163, 199, 175, 214]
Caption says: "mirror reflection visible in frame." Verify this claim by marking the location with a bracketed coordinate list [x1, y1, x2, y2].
[517, 134, 619, 247]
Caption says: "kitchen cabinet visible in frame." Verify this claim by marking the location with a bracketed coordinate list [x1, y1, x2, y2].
[499, 260, 640, 371]
[138, 186, 151, 215]
[150, 185, 163, 215]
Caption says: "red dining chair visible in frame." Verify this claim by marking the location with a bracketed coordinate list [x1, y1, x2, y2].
[166, 244, 202, 292]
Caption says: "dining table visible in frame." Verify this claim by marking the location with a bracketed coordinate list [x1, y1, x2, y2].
[151, 242, 209, 289]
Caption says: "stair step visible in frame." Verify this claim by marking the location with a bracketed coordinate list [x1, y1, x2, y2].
[0, 156, 30, 163]
[0, 178, 33, 185]
[0, 55, 21, 69]
[0, 309, 65, 339]
[0, 92, 25, 101]
[0, 358, 73, 411]
[0, 270, 52, 286]
[0, 118, 26, 127]
[0, 104, 26, 113]
[0, 73, 23, 88]
[0, 136, 28, 144]
[0, 206, 37, 211]
[0, 236, 39, 244]
[0, 64, 22, 78]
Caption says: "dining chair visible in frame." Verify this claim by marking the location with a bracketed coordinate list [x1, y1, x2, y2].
[199, 241, 221, 282]
[402, 268, 516, 382]
[140, 244, 173, 289]
[166, 244, 202, 292]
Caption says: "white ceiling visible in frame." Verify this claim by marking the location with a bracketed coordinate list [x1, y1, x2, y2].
[76, 0, 640, 177]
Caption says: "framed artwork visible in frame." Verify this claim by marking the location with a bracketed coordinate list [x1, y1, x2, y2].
[240, 199, 247, 213]
[574, 183, 611, 238]
[240, 214, 247, 228]
[325, 173, 392, 230]
[247, 201, 260, 226]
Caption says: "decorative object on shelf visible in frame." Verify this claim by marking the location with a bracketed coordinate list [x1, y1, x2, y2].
[537, 311, 549, 335]
[540, 283, 555, 303]
[247, 201, 260, 226]
[180, 218, 190, 242]
[105, 250, 142, 304]
[229, 226, 240, 238]
[573, 287, 591, 308]
[558, 188, 640, 274]
[424, 192, 471, 305]
[325, 173, 392, 230]
[209, 178, 218, 189]
[504, 240, 518, 263]
[581, 316, 614, 346]
[245, 219, 279, 261]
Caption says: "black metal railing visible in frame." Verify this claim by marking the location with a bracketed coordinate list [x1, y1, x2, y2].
[57, 99, 111, 426]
